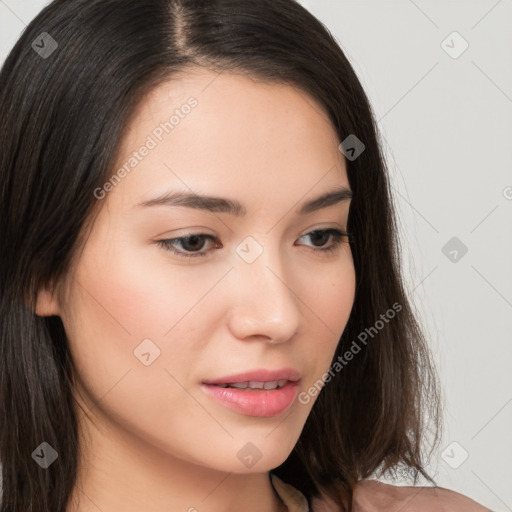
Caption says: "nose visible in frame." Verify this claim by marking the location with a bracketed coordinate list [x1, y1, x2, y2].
[225, 241, 303, 344]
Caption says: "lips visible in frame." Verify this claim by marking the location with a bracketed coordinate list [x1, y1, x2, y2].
[200, 367, 302, 417]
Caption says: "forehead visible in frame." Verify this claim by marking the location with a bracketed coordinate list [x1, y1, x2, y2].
[107, 67, 349, 209]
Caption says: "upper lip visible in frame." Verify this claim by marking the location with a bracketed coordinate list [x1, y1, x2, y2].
[202, 367, 301, 385]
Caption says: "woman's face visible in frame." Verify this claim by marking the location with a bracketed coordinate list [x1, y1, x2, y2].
[39, 67, 355, 474]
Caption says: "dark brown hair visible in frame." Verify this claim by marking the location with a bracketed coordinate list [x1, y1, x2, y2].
[0, 1, 441, 510]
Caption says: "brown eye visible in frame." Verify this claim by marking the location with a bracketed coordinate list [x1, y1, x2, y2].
[296, 229, 350, 254]
[157, 234, 219, 258]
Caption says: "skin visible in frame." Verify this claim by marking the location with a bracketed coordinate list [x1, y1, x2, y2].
[36, 67, 356, 512]
[313, 480, 492, 512]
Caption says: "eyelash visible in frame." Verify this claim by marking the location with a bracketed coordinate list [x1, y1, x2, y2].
[157, 228, 351, 259]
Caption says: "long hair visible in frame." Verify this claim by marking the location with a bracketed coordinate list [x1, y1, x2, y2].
[0, 1, 441, 510]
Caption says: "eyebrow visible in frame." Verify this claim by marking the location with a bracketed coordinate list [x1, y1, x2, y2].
[135, 186, 352, 216]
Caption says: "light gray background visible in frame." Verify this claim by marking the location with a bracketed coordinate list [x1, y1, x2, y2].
[1, 1, 511, 510]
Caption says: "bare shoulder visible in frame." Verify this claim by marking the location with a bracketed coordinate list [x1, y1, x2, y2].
[352, 479, 492, 512]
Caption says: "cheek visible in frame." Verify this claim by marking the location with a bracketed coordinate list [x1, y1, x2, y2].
[301, 256, 356, 375]
[323, 262, 355, 330]
[62, 252, 235, 464]
[71, 235, 231, 340]
[62, 239, 234, 407]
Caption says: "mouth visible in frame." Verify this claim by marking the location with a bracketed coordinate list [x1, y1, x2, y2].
[210, 379, 290, 390]
[201, 368, 301, 417]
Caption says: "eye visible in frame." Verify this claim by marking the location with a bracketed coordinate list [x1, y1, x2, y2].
[157, 228, 351, 259]
[296, 228, 350, 255]
[157, 234, 219, 258]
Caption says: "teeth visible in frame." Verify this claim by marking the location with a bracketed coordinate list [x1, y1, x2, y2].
[231, 381, 251, 389]
[214, 379, 289, 390]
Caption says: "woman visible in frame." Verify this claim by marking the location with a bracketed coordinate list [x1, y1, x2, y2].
[0, 1, 490, 511]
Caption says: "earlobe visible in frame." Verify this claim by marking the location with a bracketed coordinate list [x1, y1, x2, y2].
[34, 286, 61, 317]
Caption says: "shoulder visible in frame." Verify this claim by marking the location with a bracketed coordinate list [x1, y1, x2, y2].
[350, 479, 492, 512]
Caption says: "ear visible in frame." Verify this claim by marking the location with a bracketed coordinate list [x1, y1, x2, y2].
[34, 284, 61, 317]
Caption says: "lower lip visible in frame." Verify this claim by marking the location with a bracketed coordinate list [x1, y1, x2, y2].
[200, 381, 300, 417]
